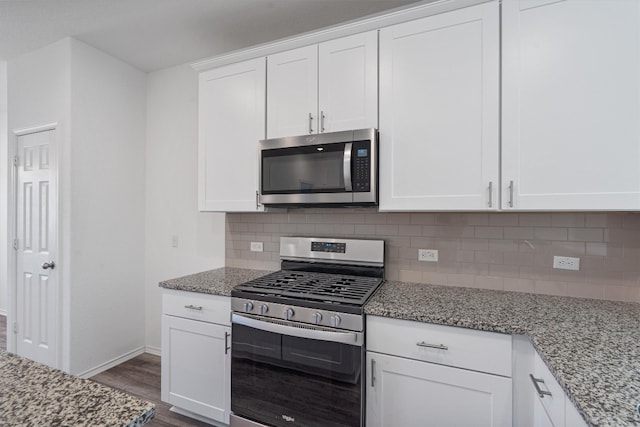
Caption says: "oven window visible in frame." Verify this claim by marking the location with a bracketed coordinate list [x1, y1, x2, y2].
[232, 323, 362, 427]
[262, 143, 346, 194]
[282, 336, 360, 383]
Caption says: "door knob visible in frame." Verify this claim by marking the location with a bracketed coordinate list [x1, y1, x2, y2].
[42, 261, 56, 270]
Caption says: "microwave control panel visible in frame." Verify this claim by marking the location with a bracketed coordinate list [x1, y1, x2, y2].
[353, 141, 371, 192]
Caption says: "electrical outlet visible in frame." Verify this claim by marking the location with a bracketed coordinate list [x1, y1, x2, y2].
[418, 249, 438, 262]
[250, 241, 264, 252]
[171, 235, 179, 248]
[553, 256, 580, 271]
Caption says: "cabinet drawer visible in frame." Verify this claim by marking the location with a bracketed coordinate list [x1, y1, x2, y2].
[163, 290, 231, 325]
[532, 351, 565, 426]
[367, 316, 512, 377]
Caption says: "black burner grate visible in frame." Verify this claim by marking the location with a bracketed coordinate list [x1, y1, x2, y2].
[235, 270, 382, 306]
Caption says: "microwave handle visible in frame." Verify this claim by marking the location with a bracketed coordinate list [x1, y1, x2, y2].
[343, 142, 353, 191]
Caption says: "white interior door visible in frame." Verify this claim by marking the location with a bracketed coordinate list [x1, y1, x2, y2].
[15, 129, 58, 368]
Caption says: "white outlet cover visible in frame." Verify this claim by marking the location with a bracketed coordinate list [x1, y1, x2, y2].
[418, 249, 438, 262]
[553, 256, 580, 271]
[250, 241, 264, 252]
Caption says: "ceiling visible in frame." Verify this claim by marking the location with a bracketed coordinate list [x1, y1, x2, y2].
[0, 0, 421, 72]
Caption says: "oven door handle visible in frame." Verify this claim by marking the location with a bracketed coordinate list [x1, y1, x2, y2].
[232, 313, 363, 346]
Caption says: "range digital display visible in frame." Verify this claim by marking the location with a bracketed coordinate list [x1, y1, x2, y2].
[311, 241, 346, 253]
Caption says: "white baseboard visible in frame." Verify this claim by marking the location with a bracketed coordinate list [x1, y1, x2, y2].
[145, 345, 161, 356]
[79, 346, 146, 379]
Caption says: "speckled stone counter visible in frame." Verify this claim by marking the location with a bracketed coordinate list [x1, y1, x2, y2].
[0, 349, 154, 426]
[365, 281, 640, 427]
[158, 267, 273, 296]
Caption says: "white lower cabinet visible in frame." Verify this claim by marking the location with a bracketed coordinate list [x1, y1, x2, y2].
[512, 336, 587, 427]
[366, 316, 513, 427]
[161, 291, 231, 425]
[366, 352, 512, 427]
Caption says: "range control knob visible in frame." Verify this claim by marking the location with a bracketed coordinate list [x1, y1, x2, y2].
[330, 315, 342, 327]
[243, 302, 254, 313]
[312, 312, 323, 324]
[284, 308, 295, 321]
[259, 304, 269, 315]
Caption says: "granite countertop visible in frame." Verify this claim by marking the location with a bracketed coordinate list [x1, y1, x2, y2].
[0, 349, 154, 426]
[159, 267, 274, 296]
[365, 281, 640, 427]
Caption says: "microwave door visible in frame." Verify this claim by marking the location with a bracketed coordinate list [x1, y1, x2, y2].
[261, 143, 353, 205]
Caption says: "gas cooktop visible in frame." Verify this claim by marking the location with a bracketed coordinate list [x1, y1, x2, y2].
[233, 270, 382, 306]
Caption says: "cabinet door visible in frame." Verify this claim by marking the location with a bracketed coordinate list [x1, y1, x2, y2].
[319, 31, 378, 132]
[366, 352, 512, 427]
[198, 58, 265, 211]
[379, 2, 499, 211]
[161, 315, 231, 424]
[533, 393, 556, 427]
[267, 45, 318, 138]
[502, 0, 640, 210]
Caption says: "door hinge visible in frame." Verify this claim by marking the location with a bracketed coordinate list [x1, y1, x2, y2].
[13, 322, 18, 334]
[13, 239, 18, 250]
[13, 155, 19, 167]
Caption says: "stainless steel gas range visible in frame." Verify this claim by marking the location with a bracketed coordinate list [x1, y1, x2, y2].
[230, 237, 385, 427]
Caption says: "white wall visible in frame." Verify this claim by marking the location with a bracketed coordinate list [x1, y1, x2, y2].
[7, 40, 72, 362]
[8, 38, 147, 375]
[0, 61, 7, 316]
[68, 39, 147, 375]
[145, 64, 225, 352]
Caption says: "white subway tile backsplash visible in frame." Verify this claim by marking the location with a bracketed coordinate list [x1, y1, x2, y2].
[551, 213, 585, 228]
[226, 210, 640, 303]
[534, 227, 568, 241]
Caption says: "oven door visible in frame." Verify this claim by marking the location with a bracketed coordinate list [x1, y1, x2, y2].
[231, 313, 364, 427]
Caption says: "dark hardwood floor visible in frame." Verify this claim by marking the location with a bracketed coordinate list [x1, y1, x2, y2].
[91, 353, 211, 427]
[0, 314, 6, 350]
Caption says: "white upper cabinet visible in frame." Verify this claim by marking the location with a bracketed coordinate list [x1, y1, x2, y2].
[198, 58, 266, 211]
[379, 2, 499, 211]
[502, 0, 640, 210]
[267, 31, 378, 138]
[267, 45, 318, 138]
[318, 31, 378, 133]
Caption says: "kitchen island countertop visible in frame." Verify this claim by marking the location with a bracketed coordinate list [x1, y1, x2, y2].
[365, 280, 640, 427]
[0, 349, 155, 426]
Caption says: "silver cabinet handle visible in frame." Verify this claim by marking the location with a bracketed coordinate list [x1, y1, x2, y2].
[508, 180, 514, 208]
[320, 110, 325, 133]
[371, 358, 376, 387]
[225, 331, 230, 355]
[255, 190, 260, 210]
[42, 261, 56, 270]
[529, 374, 552, 398]
[308, 112, 313, 134]
[416, 341, 448, 350]
[343, 142, 352, 192]
[184, 304, 203, 311]
[488, 181, 493, 208]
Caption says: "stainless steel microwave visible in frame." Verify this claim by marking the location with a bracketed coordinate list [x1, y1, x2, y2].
[259, 128, 378, 207]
